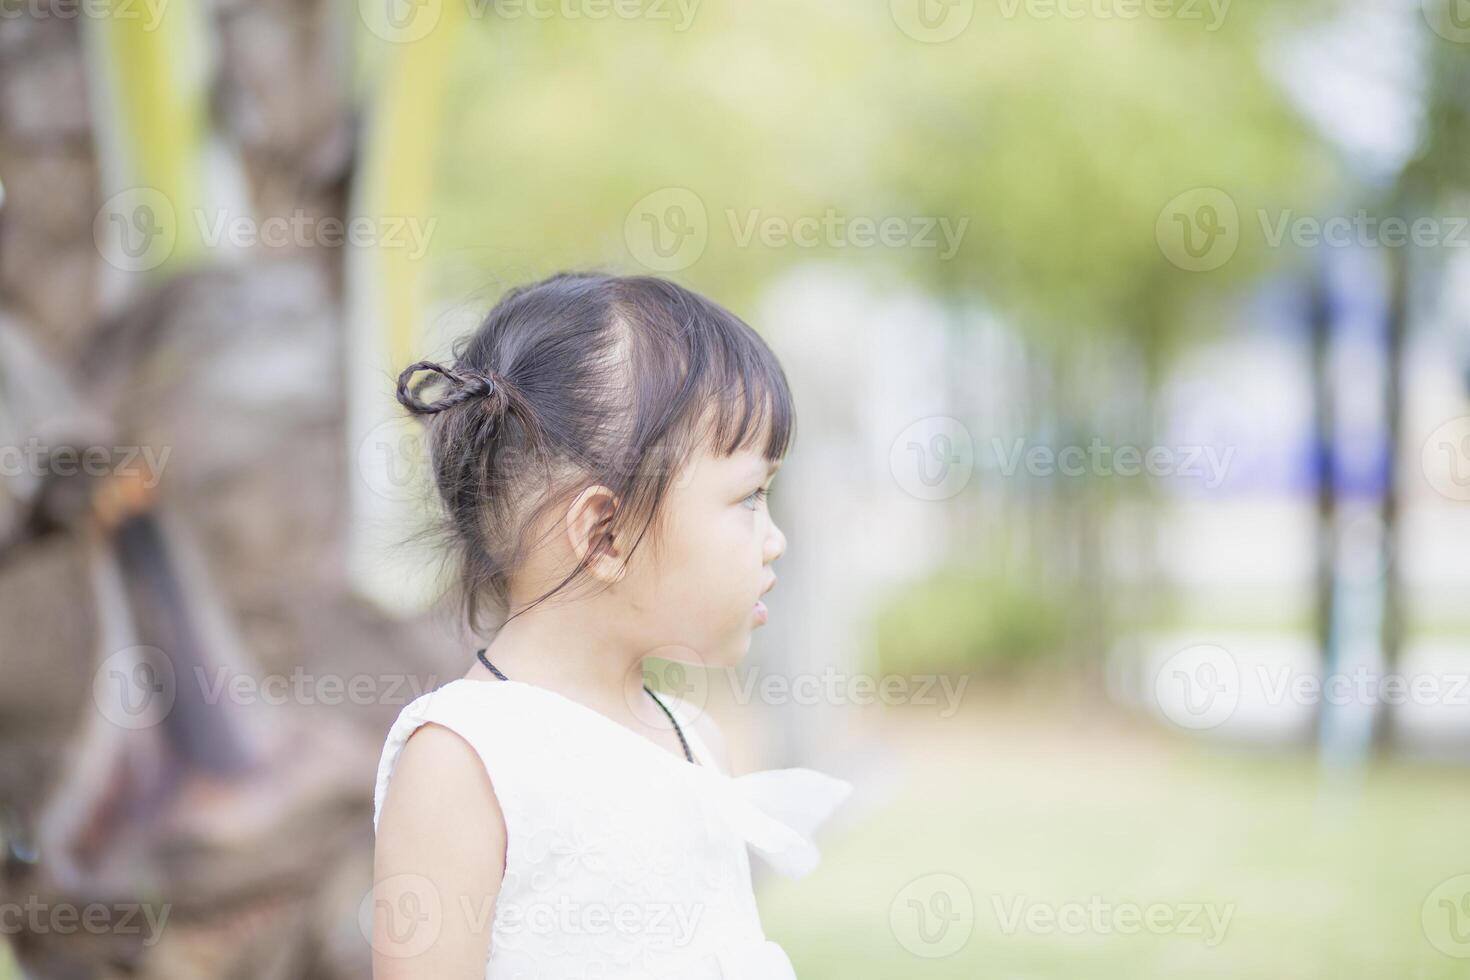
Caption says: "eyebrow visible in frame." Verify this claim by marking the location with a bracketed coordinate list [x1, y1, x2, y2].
[737, 457, 782, 484]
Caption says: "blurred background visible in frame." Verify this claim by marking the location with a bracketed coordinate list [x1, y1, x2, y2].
[1, 0, 1469, 976]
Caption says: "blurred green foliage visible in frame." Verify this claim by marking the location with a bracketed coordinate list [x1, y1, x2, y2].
[874, 566, 1076, 676]
[426, 0, 1333, 370]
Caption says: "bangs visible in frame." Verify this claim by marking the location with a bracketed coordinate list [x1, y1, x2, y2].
[612, 275, 795, 467]
[698, 347, 795, 464]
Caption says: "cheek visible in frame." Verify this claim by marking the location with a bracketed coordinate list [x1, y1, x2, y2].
[663, 509, 756, 595]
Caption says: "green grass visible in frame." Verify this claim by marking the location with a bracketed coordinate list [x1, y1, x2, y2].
[759, 703, 1470, 979]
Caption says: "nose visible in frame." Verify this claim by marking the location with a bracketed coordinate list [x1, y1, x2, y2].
[764, 514, 786, 565]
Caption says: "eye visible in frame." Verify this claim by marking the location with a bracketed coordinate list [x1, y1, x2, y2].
[742, 486, 770, 509]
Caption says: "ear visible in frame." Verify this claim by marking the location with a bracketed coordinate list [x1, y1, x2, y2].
[563, 485, 625, 583]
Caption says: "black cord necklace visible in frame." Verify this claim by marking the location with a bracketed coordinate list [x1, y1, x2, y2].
[476, 647, 693, 764]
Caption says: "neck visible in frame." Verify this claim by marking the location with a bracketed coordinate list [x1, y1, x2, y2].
[469, 596, 658, 725]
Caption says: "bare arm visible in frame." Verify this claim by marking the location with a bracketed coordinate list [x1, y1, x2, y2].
[372, 723, 506, 979]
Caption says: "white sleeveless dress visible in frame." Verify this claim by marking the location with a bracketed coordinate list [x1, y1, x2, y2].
[371, 678, 853, 980]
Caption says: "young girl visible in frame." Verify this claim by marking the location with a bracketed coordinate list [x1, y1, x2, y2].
[370, 272, 853, 979]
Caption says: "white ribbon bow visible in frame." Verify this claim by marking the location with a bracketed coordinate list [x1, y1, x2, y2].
[693, 766, 854, 879]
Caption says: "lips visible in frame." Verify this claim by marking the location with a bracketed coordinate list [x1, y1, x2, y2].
[753, 577, 775, 625]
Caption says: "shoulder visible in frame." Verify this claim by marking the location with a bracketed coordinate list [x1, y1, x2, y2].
[375, 716, 507, 850]
[372, 681, 530, 848]
[388, 718, 498, 793]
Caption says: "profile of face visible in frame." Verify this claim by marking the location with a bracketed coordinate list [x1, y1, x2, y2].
[651, 439, 786, 666]
[578, 435, 786, 670]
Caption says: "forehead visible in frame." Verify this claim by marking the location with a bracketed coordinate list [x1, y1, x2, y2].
[678, 440, 780, 488]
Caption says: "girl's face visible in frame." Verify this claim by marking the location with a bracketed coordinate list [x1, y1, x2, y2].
[631, 437, 786, 668]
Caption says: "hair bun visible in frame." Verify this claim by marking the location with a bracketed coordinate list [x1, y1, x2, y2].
[396, 359, 500, 415]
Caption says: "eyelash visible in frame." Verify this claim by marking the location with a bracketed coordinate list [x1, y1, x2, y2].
[744, 487, 770, 508]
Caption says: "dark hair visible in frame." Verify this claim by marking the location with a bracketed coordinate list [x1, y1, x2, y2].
[396, 271, 795, 634]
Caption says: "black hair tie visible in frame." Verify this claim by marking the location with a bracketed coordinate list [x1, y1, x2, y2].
[396, 360, 500, 415]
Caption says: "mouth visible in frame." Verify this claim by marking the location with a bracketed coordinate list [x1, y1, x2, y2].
[753, 577, 775, 625]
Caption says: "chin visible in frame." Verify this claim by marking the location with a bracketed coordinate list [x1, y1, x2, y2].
[707, 633, 752, 669]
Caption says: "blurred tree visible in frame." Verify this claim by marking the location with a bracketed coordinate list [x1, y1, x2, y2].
[410, 3, 1337, 675]
[427, 1, 1331, 362]
[1370, 8, 1470, 750]
[80, 0, 220, 284]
